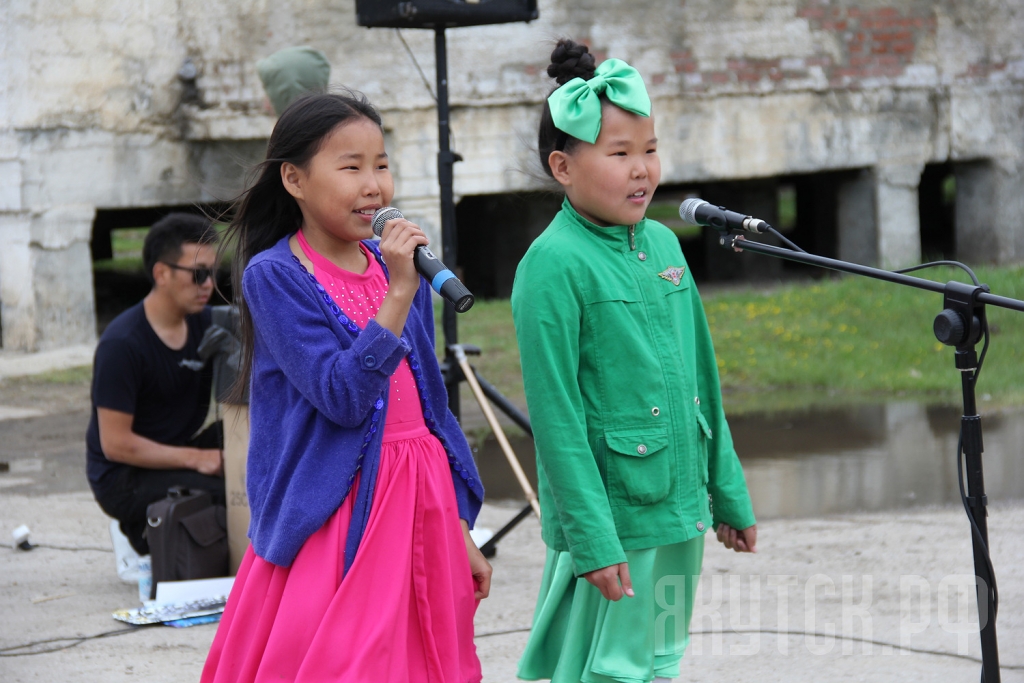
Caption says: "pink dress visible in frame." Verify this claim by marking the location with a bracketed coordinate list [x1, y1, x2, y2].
[201, 232, 481, 683]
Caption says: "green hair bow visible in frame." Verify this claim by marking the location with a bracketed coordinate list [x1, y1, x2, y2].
[547, 58, 651, 145]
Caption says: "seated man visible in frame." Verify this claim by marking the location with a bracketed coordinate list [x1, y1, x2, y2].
[86, 213, 225, 556]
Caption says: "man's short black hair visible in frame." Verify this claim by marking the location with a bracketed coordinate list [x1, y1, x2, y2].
[143, 213, 218, 284]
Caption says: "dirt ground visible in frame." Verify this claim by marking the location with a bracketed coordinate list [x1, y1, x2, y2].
[2, 362, 1023, 682]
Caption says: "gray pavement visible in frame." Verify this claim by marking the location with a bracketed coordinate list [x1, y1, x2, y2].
[1, 351, 1023, 681]
[4, 493, 1023, 681]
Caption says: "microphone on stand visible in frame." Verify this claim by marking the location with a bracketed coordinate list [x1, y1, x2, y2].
[371, 207, 475, 313]
[678, 198, 772, 234]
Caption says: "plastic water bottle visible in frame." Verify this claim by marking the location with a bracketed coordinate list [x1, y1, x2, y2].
[137, 555, 152, 603]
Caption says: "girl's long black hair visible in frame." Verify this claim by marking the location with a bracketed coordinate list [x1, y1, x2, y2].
[220, 90, 383, 401]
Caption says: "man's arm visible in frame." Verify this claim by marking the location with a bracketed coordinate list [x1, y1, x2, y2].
[97, 408, 222, 475]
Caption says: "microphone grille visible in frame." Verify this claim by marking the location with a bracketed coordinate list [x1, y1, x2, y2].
[678, 198, 707, 226]
[371, 207, 403, 237]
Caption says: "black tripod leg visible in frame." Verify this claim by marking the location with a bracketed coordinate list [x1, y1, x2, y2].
[474, 371, 533, 437]
[479, 503, 533, 559]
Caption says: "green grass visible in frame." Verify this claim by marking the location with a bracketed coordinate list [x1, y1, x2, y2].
[0, 365, 93, 390]
[94, 228, 149, 272]
[645, 201, 702, 239]
[32, 365, 94, 385]
[435, 265, 1024, 411]
[435, 299, 527, 407]
[93, 224, 232, 274]
[704, 265, 1024, 404]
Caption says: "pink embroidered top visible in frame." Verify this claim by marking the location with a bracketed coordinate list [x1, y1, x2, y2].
[297, 229, 428, 441]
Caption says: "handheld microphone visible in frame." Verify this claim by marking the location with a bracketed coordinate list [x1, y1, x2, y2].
[678, 198, 772, 234]
[371, 207, 475, 313]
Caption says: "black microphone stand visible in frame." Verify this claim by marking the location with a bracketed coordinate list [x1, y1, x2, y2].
[718, 231, 1024, 683]
[431, 27, 536, 555]
[432, 27, 462, 420]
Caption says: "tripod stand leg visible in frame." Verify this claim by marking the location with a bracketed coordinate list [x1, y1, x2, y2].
[452, 345, 541, 520]
[478, 504, 533, 559]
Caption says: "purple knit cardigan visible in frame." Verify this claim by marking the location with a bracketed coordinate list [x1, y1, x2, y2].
[243, 235, 483, 568]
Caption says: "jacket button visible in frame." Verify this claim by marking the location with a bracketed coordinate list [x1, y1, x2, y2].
[651, 406, 660, 417]
[637, 444, 648, 455]
[638, 251, 647, 261]
[364, 355, 377, 368]
[694, 396, 700, 405]
[696, 522, 705, 532]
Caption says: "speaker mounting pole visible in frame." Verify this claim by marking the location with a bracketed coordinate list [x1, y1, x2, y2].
[433, 26, 463, 420]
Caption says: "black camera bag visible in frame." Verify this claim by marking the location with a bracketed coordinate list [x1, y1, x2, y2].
[145, 487, 228, 599]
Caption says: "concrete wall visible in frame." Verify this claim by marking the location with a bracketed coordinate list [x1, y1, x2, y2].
[2, 0, 1023, 350]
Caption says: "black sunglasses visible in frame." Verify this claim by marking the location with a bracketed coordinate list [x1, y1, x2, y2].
[161, 261, 215, 285]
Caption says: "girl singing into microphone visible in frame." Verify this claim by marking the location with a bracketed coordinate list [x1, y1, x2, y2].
[513, 40, 758, 683]
[201, 91, 490, 683]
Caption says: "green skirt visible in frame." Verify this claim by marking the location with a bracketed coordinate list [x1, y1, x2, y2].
[517, 535, 705, 683]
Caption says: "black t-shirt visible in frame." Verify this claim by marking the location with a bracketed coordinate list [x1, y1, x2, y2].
[86, 302, 213, 497]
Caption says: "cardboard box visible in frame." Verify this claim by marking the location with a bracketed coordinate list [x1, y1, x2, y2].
[221, 404, 250, 575]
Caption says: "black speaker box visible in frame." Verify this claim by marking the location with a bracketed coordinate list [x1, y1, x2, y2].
[356, 0, 538, 29]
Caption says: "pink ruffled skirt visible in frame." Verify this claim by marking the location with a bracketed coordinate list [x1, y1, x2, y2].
[201, 425, 481, 683]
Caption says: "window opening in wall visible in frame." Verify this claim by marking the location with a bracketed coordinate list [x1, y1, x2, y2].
[91, 206, 231, 334]
[776, 184, 797, 233]
[455, 192, 562, 300]
[457, 174, 857, 294]
[918, 162, 956, 261]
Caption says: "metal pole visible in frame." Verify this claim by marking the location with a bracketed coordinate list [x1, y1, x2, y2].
[434, 26, 461, 421]
[958, 354, 1000, 682]
[721, 235, 1024, 313]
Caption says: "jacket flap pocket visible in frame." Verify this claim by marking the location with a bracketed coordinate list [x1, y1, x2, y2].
[695, 411, 713, 439]
[605, 427, 669, 457]
[583, 281, 642, 304]
[180, 506, 227, 547]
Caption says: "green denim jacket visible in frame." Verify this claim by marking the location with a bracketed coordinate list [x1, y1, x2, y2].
[511, 199, 756, 576]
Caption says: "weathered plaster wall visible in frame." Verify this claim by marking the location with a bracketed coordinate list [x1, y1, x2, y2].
[1, 0, 1023, 349]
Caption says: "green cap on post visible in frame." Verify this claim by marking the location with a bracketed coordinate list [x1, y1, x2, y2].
[257, 46, 332, 116]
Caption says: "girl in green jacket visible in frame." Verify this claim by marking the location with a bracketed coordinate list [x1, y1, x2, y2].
[512, 40, 758, 683]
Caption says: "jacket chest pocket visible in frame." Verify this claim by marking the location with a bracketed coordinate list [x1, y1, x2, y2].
[603, 426, 671, 506]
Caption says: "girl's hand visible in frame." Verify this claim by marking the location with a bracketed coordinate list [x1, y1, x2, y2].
[375, 217, 429, 337]
[377, 217, 428, 297]
[461, 520, 492, 600]
[716, 523, 758, 553]
[583, 562, 633, 601]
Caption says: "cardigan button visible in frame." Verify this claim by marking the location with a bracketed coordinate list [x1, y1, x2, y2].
[363, 355, 377, 368]
[637, 444, 648, 455]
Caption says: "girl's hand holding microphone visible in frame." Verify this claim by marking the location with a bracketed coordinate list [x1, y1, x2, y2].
[374, 214, 428, 337]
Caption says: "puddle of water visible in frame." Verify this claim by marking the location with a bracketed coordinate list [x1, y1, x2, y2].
[471, 402, 1024, 519]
